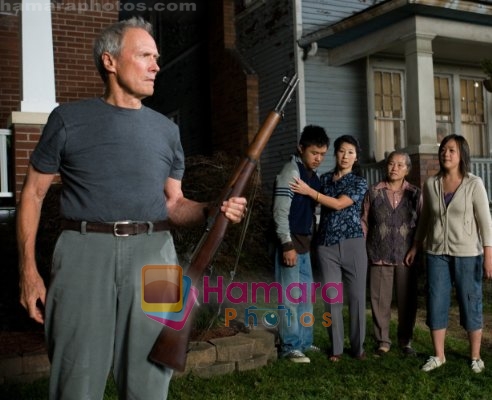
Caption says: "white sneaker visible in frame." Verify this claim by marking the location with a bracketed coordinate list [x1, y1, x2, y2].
[471, 359, 485, 373]
[421, 356, 446, 372]
[284, 350, 310, 363]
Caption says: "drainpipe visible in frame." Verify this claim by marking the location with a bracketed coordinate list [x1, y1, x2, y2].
[293, 0, 306, 134]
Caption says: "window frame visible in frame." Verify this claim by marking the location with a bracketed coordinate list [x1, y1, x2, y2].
[367, 59, 491, 159]
[368, 60, 406, 161]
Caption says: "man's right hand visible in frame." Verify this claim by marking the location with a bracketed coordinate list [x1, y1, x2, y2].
[19, 265, 46, 324]
[283, 249, 297, 267]
[16, 164, 55, 325]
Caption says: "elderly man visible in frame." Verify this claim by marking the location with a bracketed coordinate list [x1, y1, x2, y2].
[17, 17, 246, 399]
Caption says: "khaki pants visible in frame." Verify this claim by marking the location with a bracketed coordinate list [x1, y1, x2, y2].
[370, 264, 418, 349]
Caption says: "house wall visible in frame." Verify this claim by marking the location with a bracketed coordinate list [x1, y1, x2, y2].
[143, 4, 214, 156]
[303, 50, 368, 174]
[236, 0, 298, 193]
[300, 1, 380, 173]
[145, 43, 213, 156]
[206, 0, 259, 156]
[145, 1, 259, 158]
[51, 9, 116, 102]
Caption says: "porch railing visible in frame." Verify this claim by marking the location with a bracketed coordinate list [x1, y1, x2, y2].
[471, 158, 492, 202]
[0, 129, 13, 198]
[360, 161, 385, 187]
[361, 158, 492, 202]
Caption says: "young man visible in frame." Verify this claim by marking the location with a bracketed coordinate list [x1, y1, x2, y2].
[17, 17, 246, 399]
[273, 125, 329, 363]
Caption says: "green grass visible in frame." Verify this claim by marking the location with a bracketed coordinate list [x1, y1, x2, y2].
[1, 302, 491, 400]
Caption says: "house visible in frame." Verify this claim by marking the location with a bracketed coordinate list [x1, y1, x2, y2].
[2, 0, 492, 210]
[232, 0, 492, 197]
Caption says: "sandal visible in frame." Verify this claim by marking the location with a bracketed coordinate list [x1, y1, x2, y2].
[329, 354, 342, 362]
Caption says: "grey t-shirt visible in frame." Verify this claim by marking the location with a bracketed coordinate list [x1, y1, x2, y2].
[31, 98, 185, 222]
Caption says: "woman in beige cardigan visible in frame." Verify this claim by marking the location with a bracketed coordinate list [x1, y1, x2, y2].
[405, 134, 492, 373]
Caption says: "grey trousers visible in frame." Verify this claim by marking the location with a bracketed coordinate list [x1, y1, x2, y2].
[45, 230, 176, 400]
[317, 237, 367, 357]
[370, 264, 418, 349]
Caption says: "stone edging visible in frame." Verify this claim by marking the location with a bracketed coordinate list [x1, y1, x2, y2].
[173, 328, 278, 379]
[0, 328, 278, 383]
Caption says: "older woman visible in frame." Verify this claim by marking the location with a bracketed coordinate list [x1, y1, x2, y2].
[291, 135, 368, 361]
[406, 134, 492, 373]
[361, 151, 421, 357]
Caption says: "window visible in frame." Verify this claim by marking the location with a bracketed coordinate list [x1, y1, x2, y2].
[373, 69, 405, 161]
[460, 78, 487, 156]
[434, 76, 453, 144]
[371, 63, 489, 160]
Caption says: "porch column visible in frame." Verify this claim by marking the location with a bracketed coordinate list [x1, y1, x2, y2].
[403, 33, 440, 186]
[20, 0, 58, 112]
[403, 33, 437, 154]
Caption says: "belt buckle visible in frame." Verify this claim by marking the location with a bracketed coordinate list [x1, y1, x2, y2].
[113, 220, 133, 237]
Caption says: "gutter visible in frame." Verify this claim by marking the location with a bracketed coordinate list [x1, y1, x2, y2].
[297, 0, 492, 49]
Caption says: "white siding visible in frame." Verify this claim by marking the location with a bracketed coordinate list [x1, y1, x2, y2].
[301, 0, 386, 35]
[304, 49, 369, 174]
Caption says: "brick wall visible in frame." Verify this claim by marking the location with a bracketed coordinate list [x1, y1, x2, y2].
[51, 6, 118, 103]
[12, 125, 43, 197]
[409, 153, 440, 188]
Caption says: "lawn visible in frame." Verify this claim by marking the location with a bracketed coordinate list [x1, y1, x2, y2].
[2, 162, 492, 399]
[1, 301, 491, 400]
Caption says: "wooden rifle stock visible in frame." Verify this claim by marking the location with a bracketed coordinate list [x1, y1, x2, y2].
[148, 74, 299, 371]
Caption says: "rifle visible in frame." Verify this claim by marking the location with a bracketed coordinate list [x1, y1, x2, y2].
[148, 73, 299, 372]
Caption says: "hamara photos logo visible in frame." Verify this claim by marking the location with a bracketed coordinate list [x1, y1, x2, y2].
[141, 265, 199, 330]
[141, 266, 343, 330]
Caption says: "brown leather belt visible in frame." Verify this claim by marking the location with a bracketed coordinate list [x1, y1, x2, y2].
[61, 219, 170, 236]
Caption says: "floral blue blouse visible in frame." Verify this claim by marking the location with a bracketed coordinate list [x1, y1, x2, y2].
[317, 171, 368, 247]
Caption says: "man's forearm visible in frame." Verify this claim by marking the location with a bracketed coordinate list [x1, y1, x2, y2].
[17, 193, 43, 273]
[167, 197, 208, 228]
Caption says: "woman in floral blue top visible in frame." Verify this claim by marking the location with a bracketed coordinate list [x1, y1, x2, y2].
[290, 135, 368, 361]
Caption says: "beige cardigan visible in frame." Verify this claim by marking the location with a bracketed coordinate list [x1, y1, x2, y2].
[415, 173, 492, 256]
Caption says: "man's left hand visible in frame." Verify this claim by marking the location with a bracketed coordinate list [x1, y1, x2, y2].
[221, 197, 248, 223]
